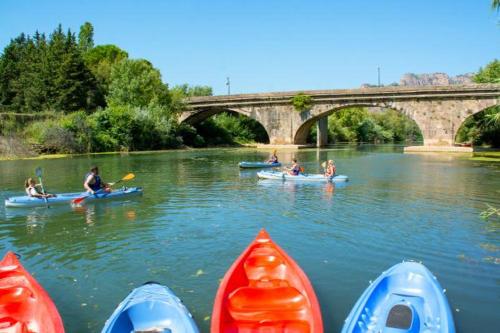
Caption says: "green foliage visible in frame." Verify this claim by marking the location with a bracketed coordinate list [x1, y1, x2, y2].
[168, 84, 213, 115]
[493, 0, 500, 10]
[194, 112, 269, 146]
[107, 59, 170, 108]
[309, 107, 423, 144]
[84, 44, 128, 96]
[456, 60, 500, 147]
[474, 60, 500, 83]
[0, 25, 100, 113]
[291, 93, 312, 112]
[170, 84, 213, 97]
[78, 22, 94, 53]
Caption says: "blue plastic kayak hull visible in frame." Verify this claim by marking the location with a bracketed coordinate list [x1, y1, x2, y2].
[257, 170, 348, 182]
[5, 187, 143, 208]
[238, 161, 282, 168]
[102, 282, 199, 333]
[341, 262, 455, 333]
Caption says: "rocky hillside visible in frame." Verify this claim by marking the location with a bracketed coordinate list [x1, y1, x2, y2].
[399, 73, 474, 86]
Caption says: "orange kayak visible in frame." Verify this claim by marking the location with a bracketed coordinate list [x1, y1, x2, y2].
[211, 229, 323, 333]
[0, 252, 64, 333]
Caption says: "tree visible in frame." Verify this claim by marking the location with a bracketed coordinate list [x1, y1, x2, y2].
[107, 59, 170, 108]
[474, 59, 500, 83]
[456, 59, 500, 147]
[493, 0, 500, 10]
[0, 34, 28, 109]
[78, 22, 94, 53]
[49, 27, 99, 111]
[84, 44, 128, 96]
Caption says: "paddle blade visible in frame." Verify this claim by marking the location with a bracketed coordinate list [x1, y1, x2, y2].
[122, 173, 135, 181]
[35, 167, 42, 178]
[72, 196, 87, 205]
[321, 161, 327, 168]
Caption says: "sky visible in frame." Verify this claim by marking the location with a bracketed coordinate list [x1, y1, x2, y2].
[1, 0, 498, 95]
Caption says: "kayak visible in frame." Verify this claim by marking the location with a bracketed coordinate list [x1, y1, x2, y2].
[211, 229, 323, 333]
[102, 282, 199, 333]
[0, 251, 65, 332]
[238, 161, 282, 168]
[342, 262, 455, 333]
[257, 170, 349, 182]
[5, 187, 143, 208]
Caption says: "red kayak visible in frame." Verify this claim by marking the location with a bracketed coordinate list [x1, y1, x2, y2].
[0, 252, 64, 333]
[211, 229, 323, 333]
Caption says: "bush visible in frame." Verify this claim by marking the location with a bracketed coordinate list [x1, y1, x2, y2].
[291, 93, 312, 112]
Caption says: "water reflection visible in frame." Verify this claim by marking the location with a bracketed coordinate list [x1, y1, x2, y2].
[0, 147, 498, 332]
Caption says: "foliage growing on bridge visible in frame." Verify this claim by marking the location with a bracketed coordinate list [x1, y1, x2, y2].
[291, 93, 313, 112]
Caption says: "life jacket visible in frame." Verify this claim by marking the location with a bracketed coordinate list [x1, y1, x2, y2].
[26, 186, 38, 197]
[85, 173, 102, 191]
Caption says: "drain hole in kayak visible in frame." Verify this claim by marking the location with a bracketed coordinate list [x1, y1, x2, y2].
[386, 304, 412, 329]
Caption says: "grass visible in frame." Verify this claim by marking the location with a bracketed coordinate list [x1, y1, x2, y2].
[470, 151, 500, 162]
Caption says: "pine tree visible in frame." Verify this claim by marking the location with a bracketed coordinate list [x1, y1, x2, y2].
[78, 22, 94, 53]
[0, 34, 27, 109]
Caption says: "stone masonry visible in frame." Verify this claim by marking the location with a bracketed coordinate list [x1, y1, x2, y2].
[181, 85, 500, 147]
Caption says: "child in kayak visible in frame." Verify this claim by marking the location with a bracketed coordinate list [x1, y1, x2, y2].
[84, 166, 111, 195]
[324, 160, 336, 178]
[24, 178, 56, 198]
[287, 158, 301, 176]
[267, 150, 279, 164]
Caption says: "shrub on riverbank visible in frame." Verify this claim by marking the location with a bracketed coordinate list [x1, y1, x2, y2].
[23, 106, 182, 154]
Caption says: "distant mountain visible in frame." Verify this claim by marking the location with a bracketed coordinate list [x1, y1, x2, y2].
[361, 72, 475, 88]
[399, 73, 474, 86]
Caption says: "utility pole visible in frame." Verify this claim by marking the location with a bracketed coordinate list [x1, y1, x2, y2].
[377, 67, 381, 87]
[226, 77, 231, 95]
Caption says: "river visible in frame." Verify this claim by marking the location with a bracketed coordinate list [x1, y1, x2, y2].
[0, 146, 498, 332]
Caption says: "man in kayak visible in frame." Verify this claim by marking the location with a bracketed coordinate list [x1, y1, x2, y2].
[267, 150, 279, 164]
[84, 166, 111, 195]
[324, 160, 336, 178]
[25, 178, 56, 198]
[287, 158, 301, 176]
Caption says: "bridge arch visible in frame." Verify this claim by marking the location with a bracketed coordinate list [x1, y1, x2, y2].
[179, 107, 272, 144]
[454, 103, 500, 146]
[293, 103, 422, 145]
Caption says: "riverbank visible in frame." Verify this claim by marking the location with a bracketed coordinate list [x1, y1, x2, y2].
[2, 145, 500, 162]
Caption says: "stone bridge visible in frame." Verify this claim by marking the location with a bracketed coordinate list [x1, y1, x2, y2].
[181, 84, 500, 148]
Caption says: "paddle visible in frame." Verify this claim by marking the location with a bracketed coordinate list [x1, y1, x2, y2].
[72, 173, 135, 205]
[35, 167, 49, 208]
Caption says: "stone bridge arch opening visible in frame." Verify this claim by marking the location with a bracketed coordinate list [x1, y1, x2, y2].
[455, 104, 500, 148]
[294, 104, 423, 146]
[180, 108, 270, 146]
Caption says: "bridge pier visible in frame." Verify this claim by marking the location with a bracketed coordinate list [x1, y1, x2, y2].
[316, 117, 328, 147]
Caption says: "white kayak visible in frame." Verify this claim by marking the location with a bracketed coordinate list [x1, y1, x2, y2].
[5, 187, 143, 208]
[238, 161, 282, 168]
[257, 170, 348, 182]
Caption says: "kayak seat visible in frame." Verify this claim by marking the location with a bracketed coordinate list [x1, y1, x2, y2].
[0, 286, 32, 304]
[228, 286, 308, 322]
[244, 246, 287, 282]
[386, 304, 413, 330]
[226, 321, 310, 333]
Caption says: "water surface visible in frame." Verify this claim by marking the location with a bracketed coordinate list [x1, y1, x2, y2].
[0, 146, 499, 332]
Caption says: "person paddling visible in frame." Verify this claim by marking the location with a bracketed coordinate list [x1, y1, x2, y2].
[287, 158, 301, 176]
[84, 166, 111, 195]
[267, 150, 279, 164]
[24, 178, 56, 198]
[324, 159, 337, 178]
